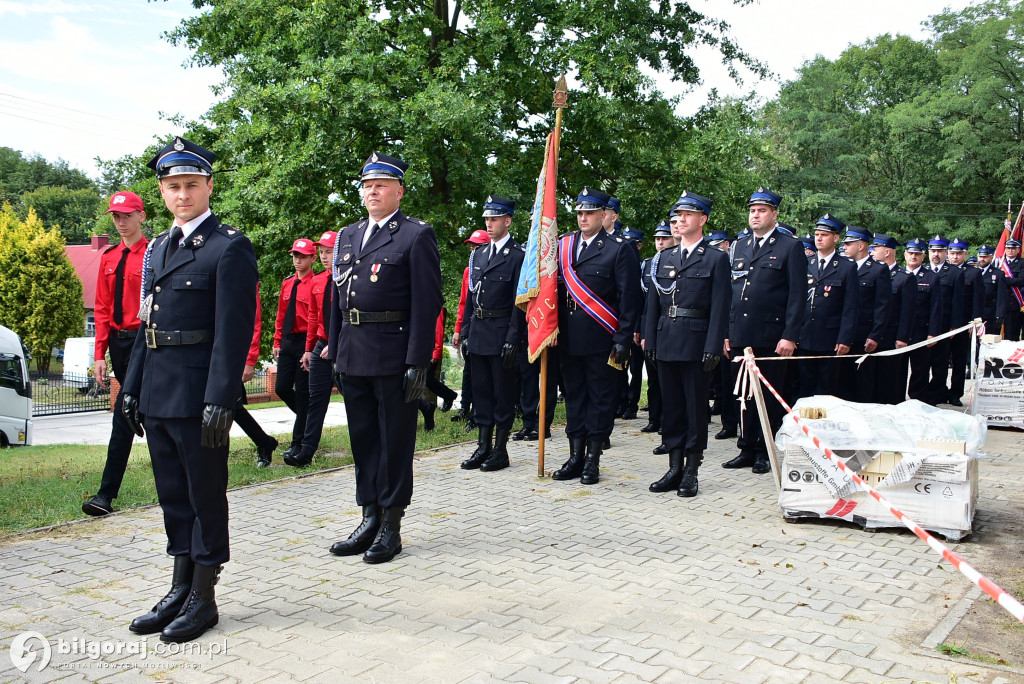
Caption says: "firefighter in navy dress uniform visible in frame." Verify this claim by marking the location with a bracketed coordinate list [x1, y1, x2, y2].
[869, 234, 917, 404]
[326, 152, 442, 564]
[551, 187, 640, 486]
[925, 235, 964, 405]
[459, 195, 526, 472]
[1002, 239, 1024, 341]
[946, 238, 984, 405]
[838, 226, 889, 403]
[637, 220, 675, 435]
[903, 238, 943, 402]
[722, 188, 806, 475]
[643, 192, 729, 498]
[977, 245, 1007, 334]
[122, 137, 258, 643]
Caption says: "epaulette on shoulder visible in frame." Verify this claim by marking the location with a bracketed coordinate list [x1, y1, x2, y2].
[216, 223, 243, 237]
[102, 243, 120, 254]
[614, 237, 623, 243]
[517, 243, 526, 252]
[405, 216, 431, 228]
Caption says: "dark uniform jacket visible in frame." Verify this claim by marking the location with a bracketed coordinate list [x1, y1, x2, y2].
[800, 253, 859, 351]
[1002, 257, 1024, 313]
[907, 267, 943, 343]
[124, 213, 259, 417]
[638, 255, 656, 335]
[852, 258, 891, 346]
[557, 230, 640, 356]
[728, 230, 806, 348]
[644, 241, 730, 361]
[933, 262, 965, 330]
[881, 266, 916, 347]
[461, 238, 527, 355]
[328, 211, 443, 375]
[958, 264, 986, 323]
[979, 264, 1007, 322]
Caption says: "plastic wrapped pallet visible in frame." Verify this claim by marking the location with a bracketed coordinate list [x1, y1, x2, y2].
[972, 339, 1024, 429]
[776, 396, 984, 541]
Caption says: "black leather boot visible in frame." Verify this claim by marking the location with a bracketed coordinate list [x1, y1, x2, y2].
[580, 439, 602, 485]
[129, 555, 194, 634]
[461, 425, 493, 469]
[752, 453, 771, 474]
[640, 421, 660, 433]
[649, 448, 683, 493]
[364, 507, 404, 564]
[160, 563, 220, 643]
[480, 426, 511, 471]
[678, 450, 701, 497]
[722, 450, 755, 469]
[552, 437, 586, 480]
[329, 504, 382, 556]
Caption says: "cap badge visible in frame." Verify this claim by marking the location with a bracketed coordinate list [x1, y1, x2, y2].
[823, 213, 831, 220]
[681, 191, 688, 197]
[173, 137, 185, 151]
[487, 196, 492, 203]
[582, 188, 588, 196]
[371, 152, 379, 163]
[758, 186, 765, 193]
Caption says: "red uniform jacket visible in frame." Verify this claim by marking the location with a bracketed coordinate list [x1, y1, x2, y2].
[274, 270, 314, 346]
[94, 236, 148, 361]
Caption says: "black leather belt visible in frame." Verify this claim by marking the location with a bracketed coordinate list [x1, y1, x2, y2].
[665, 307, 709, 319]
[145, 329, 212, 349]
[114, 328, 139, 339]
[474, 307, 512, 319]
[340, 309, 409, 325]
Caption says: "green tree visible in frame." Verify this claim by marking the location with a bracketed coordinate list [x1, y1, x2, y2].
[157, 0, 766, 345]
[19, 185, 104, 244]
[0, 204, 84, 373]
[0, 148, 94, 203]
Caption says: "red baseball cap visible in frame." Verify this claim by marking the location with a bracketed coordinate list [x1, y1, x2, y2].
[106, 191, 144, 214]
[464, 229, 490, 245]
[289, 238, 316, 255]
[314, 231, 338, 249]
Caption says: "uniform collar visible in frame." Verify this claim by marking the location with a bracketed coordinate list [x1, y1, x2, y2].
[856, 255, 870, 269]
[174, 209, 212, 242]
[367, 209, 399, 229]
[490, 233, 511, 253]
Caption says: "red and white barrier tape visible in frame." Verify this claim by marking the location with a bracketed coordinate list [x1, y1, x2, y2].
[740, 349, 1024, 625]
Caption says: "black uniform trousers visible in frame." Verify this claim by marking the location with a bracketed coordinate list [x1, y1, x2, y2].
[275, 332, 309, 447]
[659, 360, 710, 451]
[797, 350, 842, 400]
[948, 331, 971, 402]
[874, 345, 909, 405]
[97, 333, 138, 500]
[619, 342, 643, 412]
[733, 347, 788, 457]
[459, 355, 474, 409]
[145, 416, 230, 566]
[719, 359, 739, 431]
[234, 404, 273, 448]
[518, 345, 556, 432]
[841, 347, 877, 403]
[561, 352, 620, 441]
[926, 337, 952, 405]
[299, 339, 333, 456]
[341, 373, 416, 508]
[643, 355, 663, 427]
[425, 361, 457, 405]
[907, 346, 931, 402]
[470, 353, 516, 429]
[1006, 309, 1022, 342]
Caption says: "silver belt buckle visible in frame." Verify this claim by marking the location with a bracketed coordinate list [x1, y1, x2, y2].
[145, 328, 158, 349]
[667, 306, 678, 318]
[349, 309, 361, 325]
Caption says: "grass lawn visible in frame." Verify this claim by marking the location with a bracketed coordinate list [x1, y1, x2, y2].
[0, 398, 567, 536]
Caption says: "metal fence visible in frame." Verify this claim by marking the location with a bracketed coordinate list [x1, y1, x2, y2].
[30, 372, 110, 417]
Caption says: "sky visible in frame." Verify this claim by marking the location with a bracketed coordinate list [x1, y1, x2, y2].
[0, 0, 974, 181]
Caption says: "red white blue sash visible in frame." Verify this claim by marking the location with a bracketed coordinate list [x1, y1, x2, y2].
[559, 233, 618, 334]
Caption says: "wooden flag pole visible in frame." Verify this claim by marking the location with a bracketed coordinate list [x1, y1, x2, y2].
[538, 76, 568, 477]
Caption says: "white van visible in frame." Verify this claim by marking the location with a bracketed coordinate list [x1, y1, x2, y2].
[62, 337, 95, 390]
[0, 325, 32, 446]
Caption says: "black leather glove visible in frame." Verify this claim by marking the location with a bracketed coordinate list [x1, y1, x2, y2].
[122, 393, 144, 437]
[403, 365, 428, 403]
[201, 404, 234, 449]
[501, 342, 519, 369]
[460, 339, 469, 359]
[333, 368, 344, 393]
[609, 342, 630, 367]
[645, 348, 656, 363]
[701, 352, 721, 373]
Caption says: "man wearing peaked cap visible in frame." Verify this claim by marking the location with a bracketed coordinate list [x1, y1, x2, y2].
[643, 190, 730, 498]
[603, 196, 622, 236]
[82, 191, 149, 518]
[925, 234, 964, 405]
[976, 244, 1008, 337]
[1002, 238, 1024, 341]
[903, 238, 944, 403]
[946, 238, 984, 405]
[274, 239, 317, 465]
[722, 187, 805, 475]
[459, 195, 526, 473]
[869, 234, 917, 404]
[838, 225, 889, 403]
[290, 231, 340, 465]
[637, 221, 676, 437]
[451, 229, 491, 428]
[123, 136, 258, 642]
[327, 151, 442, 564]
[796, 215, 859, 401]
[551, 187, 640, 486]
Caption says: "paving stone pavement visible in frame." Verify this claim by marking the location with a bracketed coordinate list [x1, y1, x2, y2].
[1, 410, 1022, 683]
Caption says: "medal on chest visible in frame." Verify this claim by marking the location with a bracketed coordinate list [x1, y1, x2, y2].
[824, 285, 831, 298]
[370, 263, 381, 282]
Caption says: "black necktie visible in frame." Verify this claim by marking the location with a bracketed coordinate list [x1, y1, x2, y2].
[818, 258, 826, 277]
[577, 239, 589, 263]
[113, 246, 130, 327]
[282, 278, 301, 335]
[365, 223, 378, 248]
[752, 237, 762, 256]
[167, 226, 182, 259]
